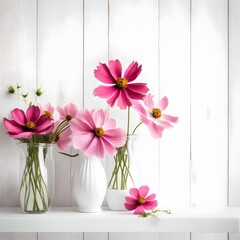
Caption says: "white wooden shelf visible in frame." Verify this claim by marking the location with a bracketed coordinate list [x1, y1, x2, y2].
[0, 207, 239, 233]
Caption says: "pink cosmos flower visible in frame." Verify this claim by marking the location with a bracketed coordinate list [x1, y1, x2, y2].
[53, 121, 72, 150]
[39, 103, 55, 119]
[133, 94, 178, 139]
[93, 59, 149, 109]
[3, 105, 54, 139]
[57, 103, 78, 121]
[70, 109, 126, 158]
[124, 186, 158, 214]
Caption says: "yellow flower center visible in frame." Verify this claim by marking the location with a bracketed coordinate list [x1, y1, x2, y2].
[116, 77, 128, 89]
[66, 115, 72, 121]
[25, 121, 36, 129]
[138, 197, 146, 205]
[95, 127, 104, 137]
[152, 108, 161, 118]
[44, 110, 52, 118]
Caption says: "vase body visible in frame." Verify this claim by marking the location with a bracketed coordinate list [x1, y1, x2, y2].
[18, 143, 55, 214]
[107, 134, 139, 210]
[72, 156, 107, 212]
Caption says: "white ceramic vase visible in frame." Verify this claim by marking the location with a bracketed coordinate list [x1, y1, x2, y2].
[72, 155, 107, 212]
[106, 189, 128, 211]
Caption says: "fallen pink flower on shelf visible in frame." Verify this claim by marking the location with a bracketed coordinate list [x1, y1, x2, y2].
[70, 109, 126, 158]
[3, 105, 54, 139]
[133, 93, 178, 138]
[124, 185, 158, 214]
[93, 59, 149, 109]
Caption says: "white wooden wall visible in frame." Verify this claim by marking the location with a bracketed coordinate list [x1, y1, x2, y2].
[0, 0, 240, 239]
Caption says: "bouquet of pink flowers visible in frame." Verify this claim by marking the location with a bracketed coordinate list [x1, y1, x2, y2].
[93, 59, 178, 190]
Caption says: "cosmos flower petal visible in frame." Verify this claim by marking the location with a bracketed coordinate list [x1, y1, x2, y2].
[117, 89, 132, 109]
[133, 205, 145, 214]
[93, 85, 116, 98]
[9, 131, 33, 139]
[72, 132, 95, 152]
[84, 137, 104, 158]
[144, 119, 165, 139]
[125, 196, 137, 204]
[103, 129, 126, 147]
[124, 203, 139, 211]
[101, 137, 117, 156]
[77, 109, 96, 129]
[124, 61, 142, 82]
[127, 83, 149, 93]
[3, 118, 25, 134]
[93, 109, 106, 127]
[94, 63, 116, 84]
[107, 89, 121, 107]
[26, 105, 40, 122]
[157, 96, 168, 110]
[109, 59, 122, 79]
[132, 100, 147, 116]
[129, 188, 140, 199]
[142, 200, 158, 210]
[139, 186, 149, 197]
[11, 108, 26, 125]
[162, 114, 179, 123]
[143, 94, 155, 110]
[145, 193, 156, 201]
[103, 118, 116, 130]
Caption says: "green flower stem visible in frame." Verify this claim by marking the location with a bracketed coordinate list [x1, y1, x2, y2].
[20, 146, 51, 213]
[132, 122, 143, 135]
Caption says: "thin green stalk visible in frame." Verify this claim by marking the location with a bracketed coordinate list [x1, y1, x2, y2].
[132, 122, 143, 135]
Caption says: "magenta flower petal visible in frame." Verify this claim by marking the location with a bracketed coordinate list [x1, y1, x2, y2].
[124, 61, 142, 82]
[26, 105, 40, 122]
[109, 59, 122, 79]
[145, 120, 164, 139]
[145, 193, 156, 201]
[124, 202, 139, 211]
[125, 85, 149, 100]
[139, 186, 149, 198]
[125, 196, 137, 204]
[129, 188, 140, 199]
[11, 108, 26, 125]
[94, 60, 148, 109]
[3, 118, 24, 134]
[84, 137, 104, 158]
[56, 128, 72, 151]
[117, 89, 132, 109]
[9, 131, 33, 139]
[142, 200, 158, 210]
[77, 109, 96, 129]
[94, 63, 116, 84]
[106, 89, 121, 107]
[93, 85, 116, 98]
[133, 205, 145, 214]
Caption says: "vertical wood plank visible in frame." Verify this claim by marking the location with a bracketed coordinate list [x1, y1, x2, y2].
[38, 0, 84, 207]
[159, 233, 190, 240]
[0, 0, 37, 206]
[76, 0, 109, 210]
[84, 233, 108, 240]
[229, 233, 240, 240]
[229, 0, 240, 207]
[38, 233, 83, 240]
[109, 0, 159, 193]
[158, 0, 191, 209]
[0, 233, 37, 240]
[191, 233, 228, 240]
[109, 233, 159, 240]
[191, 0, 228, 207]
